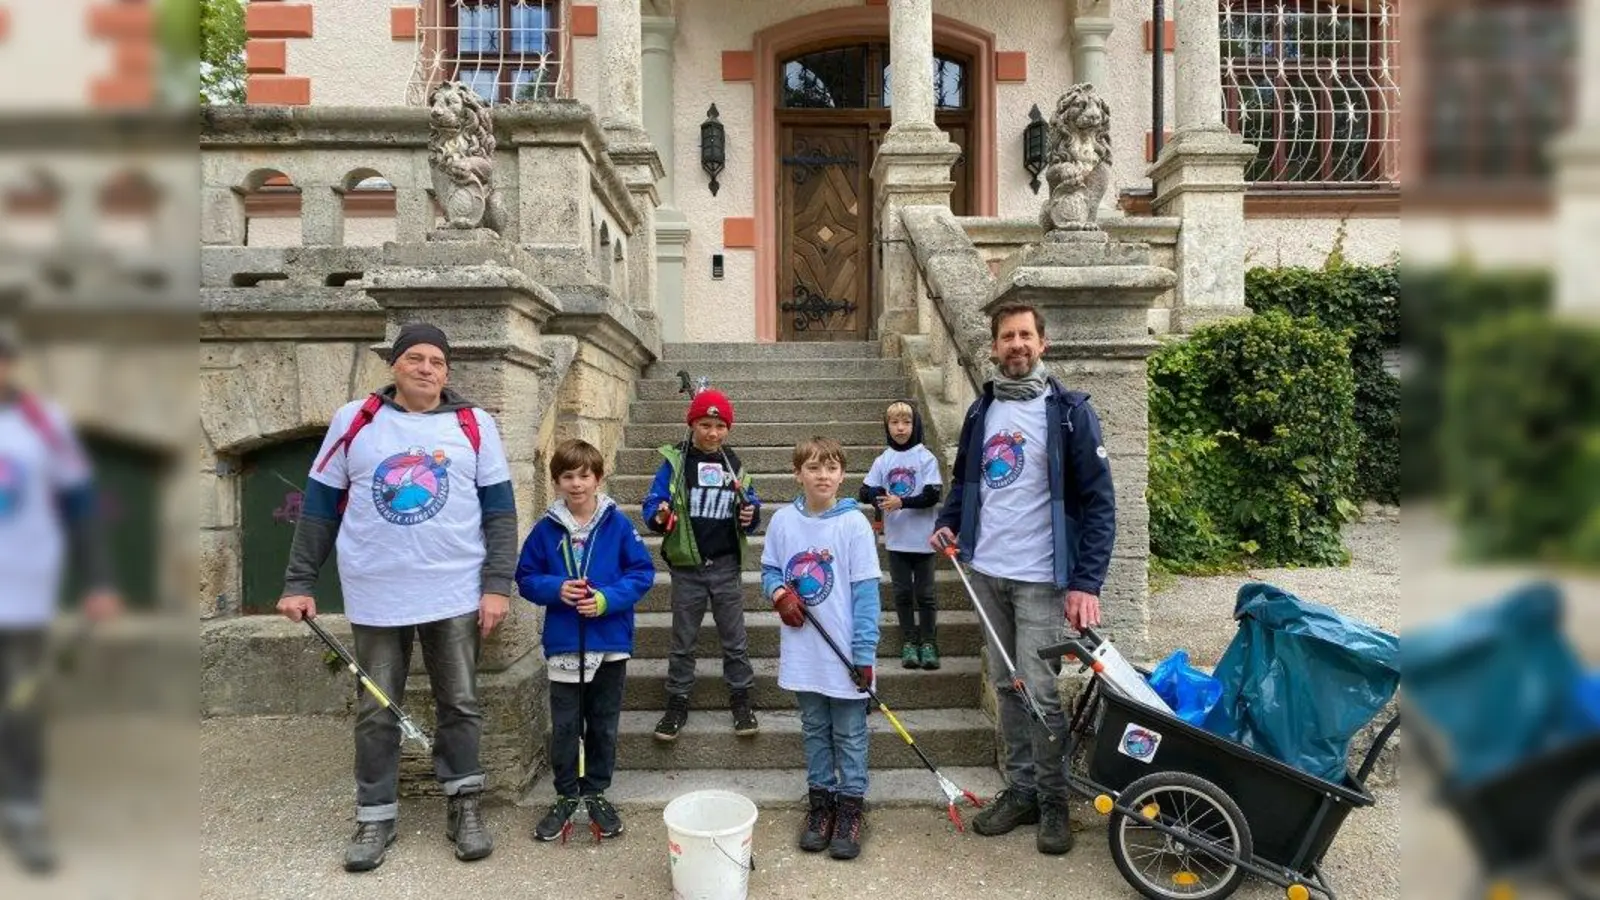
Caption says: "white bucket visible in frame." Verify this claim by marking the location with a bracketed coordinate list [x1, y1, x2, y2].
[662, 790, 758, 900]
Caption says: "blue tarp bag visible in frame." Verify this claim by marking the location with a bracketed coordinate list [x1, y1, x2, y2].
[1202, 582, 1401, 783]
[1578, 673, 1600, 732]
[1147, 649, 1222, 726]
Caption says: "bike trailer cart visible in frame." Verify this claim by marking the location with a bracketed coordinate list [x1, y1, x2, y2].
[1041, 637, 1400, 900]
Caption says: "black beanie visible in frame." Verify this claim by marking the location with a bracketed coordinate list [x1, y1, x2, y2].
[390, 323, 451, 365]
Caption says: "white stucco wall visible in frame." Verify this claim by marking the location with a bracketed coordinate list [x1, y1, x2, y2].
[1403, 215, 1556, 269]
[1, 0, 113, 109]
[289, 0, 418, 106]
[1244, 216, 1399, 269]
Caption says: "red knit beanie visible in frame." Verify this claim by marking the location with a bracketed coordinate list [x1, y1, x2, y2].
[686, 389, 735, 427]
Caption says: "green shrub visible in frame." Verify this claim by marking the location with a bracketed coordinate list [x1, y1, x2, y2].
[1443, 312, 1600, 567]
[1245, 263, 1399, 503]
[1149, 311, 1361, 571]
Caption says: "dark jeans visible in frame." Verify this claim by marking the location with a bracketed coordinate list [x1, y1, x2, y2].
[548, 659, 626, 798]
[665, 557, 754, 696]
[350, 610, 483, 823]
[887, 551, 937, 644]
[0, 630, 46, 812]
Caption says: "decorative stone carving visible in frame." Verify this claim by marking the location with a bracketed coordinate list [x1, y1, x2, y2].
[427, 82, 507, 234]
[1039, 83, 1113, 237]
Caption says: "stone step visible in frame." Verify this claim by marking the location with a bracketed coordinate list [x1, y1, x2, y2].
[632, 610, 987, 659]
[594, 766, 1006, 810]
[634, 378, 910, 402]
[630, 398, 902, 425]
[607, 473, 867, 504]
[659, 342, 883, 361]
[624, 421, 885, 448]
[635, 571, 978, 614]
[614, 707, 995, 769]
[643, 358, 904, 380]
[620, 657, 982, 711]
[612, 445, 886, 476]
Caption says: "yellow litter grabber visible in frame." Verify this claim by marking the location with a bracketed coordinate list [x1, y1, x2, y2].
[304, 616, 432, 750]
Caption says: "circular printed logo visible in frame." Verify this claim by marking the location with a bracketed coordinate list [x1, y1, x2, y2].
[784, 548, 836, 607]
[885, 466, 917, 498]
[1122, 726, 1159, 761]
[0, 456, 25, 521]
[371, 446, 452, 525]
[981, 431, 1027, 489]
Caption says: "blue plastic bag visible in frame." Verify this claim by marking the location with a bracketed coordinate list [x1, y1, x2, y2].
[1146, 650, 1222, 726]
[1202, 583, 1400, 783]
[1579, 673, 1600, 732]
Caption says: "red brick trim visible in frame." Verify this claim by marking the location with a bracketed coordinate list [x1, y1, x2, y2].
[390, 5, 418, 40]
[723, 217, 756, 248]
[1143, 19, 1175, 52]
[90, 75, 153, 109]
[0, 8, 12, 43]
[246, 3, 313, 39]
[722, 50, 754, 82]
[87, 3, 153, 41]
[115, 39, 155, 75]
[1144, 131, 1173, 162]
[247, 74, 312, 106]
[995, 51, 1026, 82]
[246, 39, 287, 74]
[866, 0, 887, 5]
[570, 4, 598, 38]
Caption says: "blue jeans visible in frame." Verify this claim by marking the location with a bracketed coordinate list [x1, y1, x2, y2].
[794, 691, 869, 798]
[968, 571, 1070, 802]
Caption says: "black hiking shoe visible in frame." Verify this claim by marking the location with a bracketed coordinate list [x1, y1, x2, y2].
[447, 792, 494, 861]
[971, 788, 1039, 836]
[533, 796, 582, 842]
[654, 694, 690, 741]
[0, 813, 56, 875]
[730, 689, 760, 736]
[1036, 800, 1074, 855]
[343, 820, 396, 872]
[829, 794, 866, 860]
[798, 788, 834, 853]
[585, 794, 624, 839]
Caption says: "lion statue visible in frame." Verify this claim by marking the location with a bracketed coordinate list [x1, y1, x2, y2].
[427, 81, 507, 234]
[1039, 83, 1112, 235]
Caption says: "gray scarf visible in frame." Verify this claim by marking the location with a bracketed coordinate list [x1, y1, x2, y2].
[992, 360, 1050, 402]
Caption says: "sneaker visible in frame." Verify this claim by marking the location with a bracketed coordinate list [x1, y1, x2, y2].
[798, 788, 834, 853]
[585, 794, 624, 839]
[533, 796, 582, 842]
[900, 642, 921, 669]
[919, 641, 941, 670]
[343, 820, 397, 872]
[828, 794, 865, 860]
[1037, 799, 1074, 855]
[730, 689, 760, 736]
[653, 694, 690, 742]
[0, 813, 57, 876]
[970, 788, 1039, 836]
[447, 792, 494, 861]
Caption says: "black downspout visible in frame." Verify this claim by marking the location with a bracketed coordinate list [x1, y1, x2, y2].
[1152, 0, 1165, 160]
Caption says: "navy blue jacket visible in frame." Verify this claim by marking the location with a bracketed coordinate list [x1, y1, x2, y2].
[515, 503, 656, 655]
[934, 377, 1116, 594]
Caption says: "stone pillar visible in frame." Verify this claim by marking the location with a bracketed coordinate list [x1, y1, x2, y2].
[597, 1, 663, 325]
[1148, 0, 1255, 332]
[1071, 14, 1116, 215]
[888, 0, 936, 132]
[1554, 0, 1600, 318]
[598, 0, 644, 134]
[643, 15, 689, 341]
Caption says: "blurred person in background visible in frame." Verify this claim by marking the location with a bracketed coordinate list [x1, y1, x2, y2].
[0, 321, 122, 875]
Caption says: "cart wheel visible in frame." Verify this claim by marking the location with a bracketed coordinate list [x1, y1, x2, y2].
[1108, 771, 1253, 900]
[1552, 777, 1600, 900]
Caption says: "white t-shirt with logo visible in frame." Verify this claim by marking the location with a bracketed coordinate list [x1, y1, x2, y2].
[309, 399, 511, 627]
[0, 400, 91, 627]
[973, 394, 1054, 584]
[864, 446, 942, 553]
[763, 503, 882, 700]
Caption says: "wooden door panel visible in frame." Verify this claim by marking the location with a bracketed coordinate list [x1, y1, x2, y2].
[778, 127, 870, 342]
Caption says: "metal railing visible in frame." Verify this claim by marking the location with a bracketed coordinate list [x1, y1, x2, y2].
[405, 0, 569, 106]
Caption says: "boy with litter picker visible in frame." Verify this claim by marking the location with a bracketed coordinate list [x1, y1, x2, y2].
[516, 439, 656, 842]
[763, 436, 882, 861]
[860, 400, 943, 671]
[642, 386, 762, 740]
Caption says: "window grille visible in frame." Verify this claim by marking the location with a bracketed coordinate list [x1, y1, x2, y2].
[406, 0, 568, 106]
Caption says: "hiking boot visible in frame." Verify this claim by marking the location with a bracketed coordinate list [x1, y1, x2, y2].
[653, 694, 690, 742]
[919, 641, 941, 670]
[533, 796, 582, 842]
[900, 642, 921, 669]
[585, 794, 624, 839]
[1037, 800, 1074, 855]
[0, 813, 56, 875]
[343, 820, 396, 872]
[829, 794, 866, 860]
[798, 788, 834, 853]
[447, 792, 494, 861]
[970, 788, 1039, 836]
[730, 689, 760, 736]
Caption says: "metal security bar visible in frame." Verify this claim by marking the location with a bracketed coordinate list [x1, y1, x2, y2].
[405, 0, 569, 106]
[1218, 1, 1400, 188]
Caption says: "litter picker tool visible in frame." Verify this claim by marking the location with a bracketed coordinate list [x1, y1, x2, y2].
[934, 534, 1056, 740]
[3, 616, 94, 715]
[560, 535, 604, 844]
[795, 603, 984, 831]
[304, 616, 431, 750]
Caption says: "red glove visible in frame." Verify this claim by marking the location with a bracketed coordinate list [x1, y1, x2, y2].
[773, 587, 804, 628]
[854, 665, 874, 692]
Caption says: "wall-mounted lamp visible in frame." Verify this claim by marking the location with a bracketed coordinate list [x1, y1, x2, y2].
[1023, 104, 1047, 195]
[700, 104, 726, 197]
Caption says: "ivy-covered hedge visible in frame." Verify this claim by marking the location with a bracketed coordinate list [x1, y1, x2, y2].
[1245, 264, 1399, 503]
[1149, 311, 1361, 571]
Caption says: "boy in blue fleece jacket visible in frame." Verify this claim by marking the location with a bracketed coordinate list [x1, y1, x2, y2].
[516, 440, 655, 842]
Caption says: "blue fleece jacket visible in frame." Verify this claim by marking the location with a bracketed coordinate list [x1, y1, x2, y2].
[761, 497, 880, 666]
[515, 500, 656, 656]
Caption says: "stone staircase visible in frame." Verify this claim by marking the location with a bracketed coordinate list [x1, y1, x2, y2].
[598, 342, 1001, 808]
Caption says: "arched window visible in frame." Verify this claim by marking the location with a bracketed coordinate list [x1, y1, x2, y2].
[780, 44, 967, 111]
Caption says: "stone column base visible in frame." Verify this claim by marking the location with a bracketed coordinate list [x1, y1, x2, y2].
[1148, 127, 1257, 334]
[1554, 126, 1600, 319]
[872, 129, 961, 340]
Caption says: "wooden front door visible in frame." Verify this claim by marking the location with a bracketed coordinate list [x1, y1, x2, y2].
[777, 124, 873, 342]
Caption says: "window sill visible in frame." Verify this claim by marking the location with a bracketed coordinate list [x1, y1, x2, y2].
[1120, 187, 1400, 218]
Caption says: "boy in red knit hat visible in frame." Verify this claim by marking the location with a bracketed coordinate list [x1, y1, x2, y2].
[641, 387, 762, 740]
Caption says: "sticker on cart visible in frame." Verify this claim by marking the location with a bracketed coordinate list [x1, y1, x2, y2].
[1118, 724, 1163, 764]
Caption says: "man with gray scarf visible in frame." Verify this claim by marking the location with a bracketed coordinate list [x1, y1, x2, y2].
[931, 303, 1116, 855]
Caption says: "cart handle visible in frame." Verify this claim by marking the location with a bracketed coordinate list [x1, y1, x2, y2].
[1354, 713, 1400, 788]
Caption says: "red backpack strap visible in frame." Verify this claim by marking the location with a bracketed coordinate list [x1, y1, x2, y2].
[15, 392, 64, 452]
[315, 393, 383, 474]
[456, 407, 481, 454]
